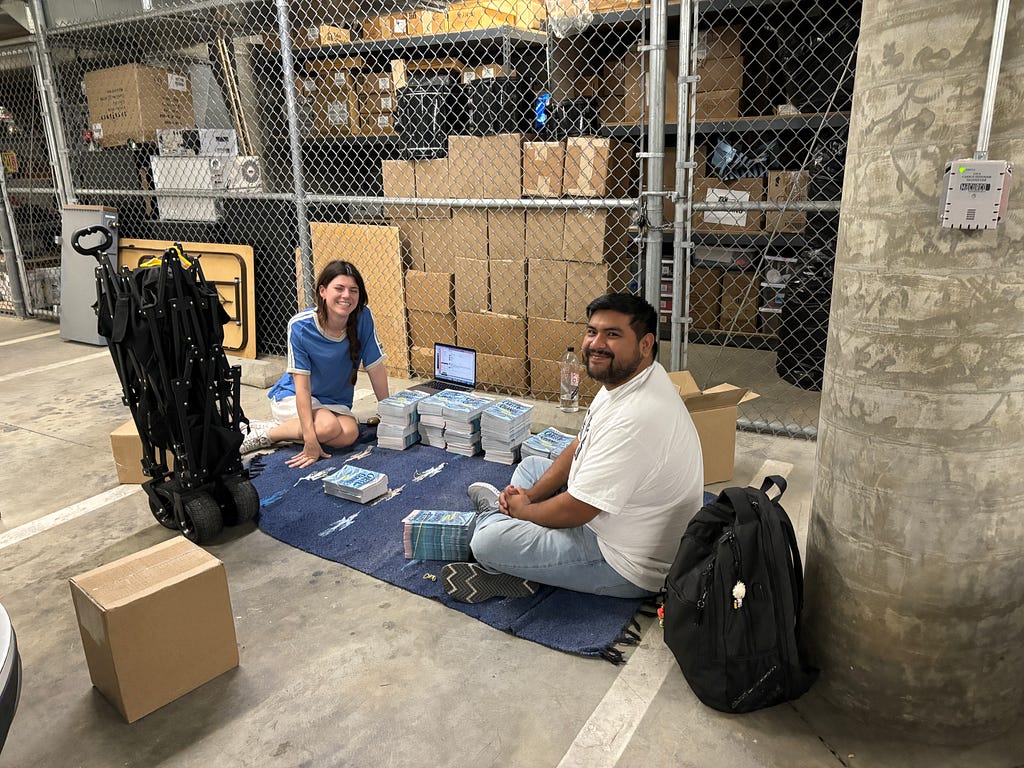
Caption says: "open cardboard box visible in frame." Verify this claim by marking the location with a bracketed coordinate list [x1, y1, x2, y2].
[668, 371, 759, 485]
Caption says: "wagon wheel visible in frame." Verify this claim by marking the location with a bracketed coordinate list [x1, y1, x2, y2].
[221, 476, 260, 526]
[179, 491, 224, 543]
[147, 483, 179, 530]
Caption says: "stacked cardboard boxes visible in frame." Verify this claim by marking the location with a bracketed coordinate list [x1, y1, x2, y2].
[695, 26, 744, 121]
[599, 43, 680, 126]
[302, 58, 360, 136]
[356, 71, 398, 136]
[765, 170, 810, 233]
[691, 176, 765, 234]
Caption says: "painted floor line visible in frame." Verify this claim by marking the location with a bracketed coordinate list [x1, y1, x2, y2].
[0, 484, 140, 551]
[0, 330, 60, 347]
[0, 350, 109, 384]
[557, 632, 676, 768]
[557, 459, 797, 768]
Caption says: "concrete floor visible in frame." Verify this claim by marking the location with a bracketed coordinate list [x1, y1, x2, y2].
[1, 314, 1022, 767]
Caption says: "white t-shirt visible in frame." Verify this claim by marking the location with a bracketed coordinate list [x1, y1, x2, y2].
[568, 361, 704, 592]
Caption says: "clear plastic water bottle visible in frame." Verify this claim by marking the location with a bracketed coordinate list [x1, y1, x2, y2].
[560, 346, 581, 413]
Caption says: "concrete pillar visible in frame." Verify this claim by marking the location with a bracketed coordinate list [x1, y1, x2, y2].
[803, 0, 1024, 743]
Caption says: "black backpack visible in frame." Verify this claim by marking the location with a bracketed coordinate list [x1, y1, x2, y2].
[662, 476, 818, 713]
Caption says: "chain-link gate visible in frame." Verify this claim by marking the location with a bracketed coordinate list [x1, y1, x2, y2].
[670, 0, 859, 437]
[0, 41, 61, 320]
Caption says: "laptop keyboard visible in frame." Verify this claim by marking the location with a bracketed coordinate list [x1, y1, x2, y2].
[427, 380, 472, 392]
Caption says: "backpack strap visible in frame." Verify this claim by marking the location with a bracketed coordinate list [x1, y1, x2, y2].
[760, 475, 787, 501]
[723, 487, 758, 525]
[776, 504, 805, 632]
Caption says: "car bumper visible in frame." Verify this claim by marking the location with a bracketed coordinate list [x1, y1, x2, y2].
[0, 625, 20, 752]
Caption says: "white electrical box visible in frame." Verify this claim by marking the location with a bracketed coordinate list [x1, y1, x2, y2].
[940, 159, 1012, 230]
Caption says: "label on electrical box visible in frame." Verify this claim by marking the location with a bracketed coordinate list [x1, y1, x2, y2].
[940, 159, 1013, 230]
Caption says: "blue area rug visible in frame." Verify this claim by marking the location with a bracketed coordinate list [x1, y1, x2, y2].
[250, 427, 712, 662]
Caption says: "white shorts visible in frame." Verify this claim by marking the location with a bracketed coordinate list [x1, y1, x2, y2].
[270, 396, 354, 424]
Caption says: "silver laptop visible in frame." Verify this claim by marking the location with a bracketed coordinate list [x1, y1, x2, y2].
[411, 343, 477, 394]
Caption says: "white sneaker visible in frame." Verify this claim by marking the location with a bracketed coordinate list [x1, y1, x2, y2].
[467, 482, 500, 514]
[240, 425, 273, 454]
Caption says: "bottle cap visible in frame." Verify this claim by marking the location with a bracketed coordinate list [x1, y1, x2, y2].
[568, 346, 574, 351]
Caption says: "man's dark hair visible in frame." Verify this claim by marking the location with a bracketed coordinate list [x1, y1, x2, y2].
[586, 293, 659, 360]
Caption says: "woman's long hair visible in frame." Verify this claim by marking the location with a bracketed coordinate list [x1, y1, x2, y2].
[315, 260, 369, 386]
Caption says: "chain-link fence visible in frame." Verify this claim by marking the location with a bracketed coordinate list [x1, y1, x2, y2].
[674, 0, 858, 437]
[2, 0, 858, 434]
[0, 42, 61, 320]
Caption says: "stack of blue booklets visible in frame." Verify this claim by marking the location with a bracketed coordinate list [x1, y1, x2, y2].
[323, 464, 389, 503]
[442, 392, 494, 457]
[521, 427, 575, 460]
[401, 509, 477, 561]
[377, 389, 428, 450]
[480, 398, 533, 464]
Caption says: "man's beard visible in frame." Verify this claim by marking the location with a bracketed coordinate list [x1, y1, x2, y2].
[584, 347, 644, 387]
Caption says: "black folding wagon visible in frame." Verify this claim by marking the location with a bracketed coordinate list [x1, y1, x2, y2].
[73, 225, 259, 543]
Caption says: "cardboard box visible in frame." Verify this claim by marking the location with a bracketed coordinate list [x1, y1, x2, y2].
[391, 208, 425, 270]
[487, 210, 525, 261]
[696, 55, 744, 93]
[690, 265, 723, 331]
[410, 344, 434, 377]
[382, 160, 415, 198]
[565, 261, 628, 321]
[296, 24, 351, 48]
[420, 218, 455, 272]
[692, 177, 764, 234]
[356, 71, 397, 95]
[359, 90, 396, 114]
[356, 111, 396, 136]
[477, 352, 529, 394]
[719, 271, 760, 334]
[457, 311, 526, 358]
[525, 210, 564, 261]
[405, 269, 454, 313]
[69, 537, 239, 723]
[490, 258, 526, 316]
[695, 88, 741, 121]
[449, 210, 489, 260]
[109, 418, 173, 484]
[84, 64, 195, 148]
[455, 256, 489, 312]
[667, 370, 759, 484]
[562, 209, 630, 263]
[305, 62, 359, 136]
[600, 43, 679, 126]
[563, 137, 635, 198]
[765, 170, 810, 233]
[361, 12, 423, 40]
[482, 134, 522, 198]
[409, 309, 456, 347]
[589, 0, 643, 11]
[527, 258, 567, 319]
[696, 25, 743, 61]
[462, 62, 513, 82]
[446, 0, 516, 32]
[523, 141, 565, 197]
[530, 358, 600, 404]
[414, 158, 450, 207]
[447, 136, 480, 198]
[528, 317, 586, 361]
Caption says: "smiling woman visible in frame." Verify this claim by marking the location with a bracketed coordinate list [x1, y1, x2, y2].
[240, 260, 392, 467]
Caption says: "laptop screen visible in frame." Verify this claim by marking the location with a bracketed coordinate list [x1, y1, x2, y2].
[434, 343, 476, 387]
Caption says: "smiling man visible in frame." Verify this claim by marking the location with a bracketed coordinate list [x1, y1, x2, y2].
[442, 293, 704, 603]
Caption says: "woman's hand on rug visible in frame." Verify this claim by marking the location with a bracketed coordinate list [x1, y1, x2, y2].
[286, 440, 329, 469]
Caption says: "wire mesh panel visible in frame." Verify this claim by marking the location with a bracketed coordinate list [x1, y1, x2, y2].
[675, 0, 860, 436]
[0, 44, 60, 319]
[41, 0, 649, 406]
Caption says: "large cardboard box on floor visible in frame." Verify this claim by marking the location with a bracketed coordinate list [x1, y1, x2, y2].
[668, 370, 759, 484]
[84, 64, 195, 148]
[69, 537, 238, 723]
[110, 418, 173, 485]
